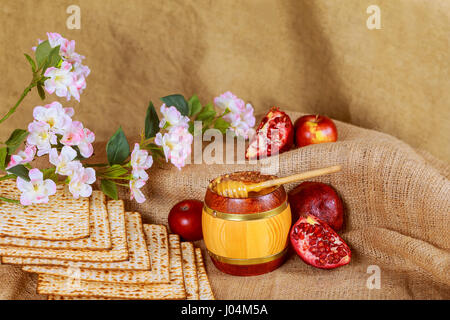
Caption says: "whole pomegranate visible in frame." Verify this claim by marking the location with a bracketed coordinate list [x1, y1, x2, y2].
[168, 199, 203, 241]
[290, 215, 351, 269]
[246, 107, 294, 159]
[288, 181, 344, 230]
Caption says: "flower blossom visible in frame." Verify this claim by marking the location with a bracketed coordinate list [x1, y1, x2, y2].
[16, 168, 56, 205]
[159, 104, 190, 129]
[130, 143, 153, 180]
[68, 166, 96, 199]
[155, 126, 193, 170]
[129, 178, 146, 204]
[27, 121, 57, 156]
[36, 32, 89, 102]
[44, 61, 83, 102]
[60, 121, 95, 158]
[214, 91, 255, 139]
[49, 146, 81, 176]
[33, 102, 73, 134]
[6, 145, 36, 170]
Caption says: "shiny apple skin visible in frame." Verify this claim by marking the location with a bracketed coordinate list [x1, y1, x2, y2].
[288, 181, 344, 231]
[294, 115, 337, 147]
[168, 199, 204, 241]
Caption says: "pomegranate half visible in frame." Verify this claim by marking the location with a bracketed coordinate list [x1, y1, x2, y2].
[245, 107, 294, 159]
[290, 215, 351, 269]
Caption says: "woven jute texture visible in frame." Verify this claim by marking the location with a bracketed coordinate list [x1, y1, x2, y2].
[0, 111, 448, 299]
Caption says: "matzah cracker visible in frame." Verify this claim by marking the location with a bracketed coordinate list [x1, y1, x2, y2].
[48, 295, 112, 300]
[36, 234, 186, 299]
[0, 191, 111, 250]
[181, 242, 199, 300]
[23, 224, 166, 283]
[195, 248, 215, 300]
[0, 201, 128, 262]
[0, 180, 89, 240]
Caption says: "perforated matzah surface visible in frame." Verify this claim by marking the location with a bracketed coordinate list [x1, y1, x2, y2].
[181, 242, 199, 300]
[37, 234, 186, 299]
[195, 248, 215, 300]
[0, 180, 89, 240]
[23, 224, 165, 282]
[0, 191, 110, 250]
[0, 201, 128, 262]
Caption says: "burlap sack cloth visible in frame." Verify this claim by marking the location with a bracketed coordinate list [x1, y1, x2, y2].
[1, 111, 449, 299]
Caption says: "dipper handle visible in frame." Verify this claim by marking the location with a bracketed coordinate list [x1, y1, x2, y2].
[215, 165, 342, 198]
[251, 165, 342, 192]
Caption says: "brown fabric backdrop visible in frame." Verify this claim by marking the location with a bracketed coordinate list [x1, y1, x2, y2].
[1, 112, 448, 300]
[0, 0, 449, 161]
[0, 0, 449, 300]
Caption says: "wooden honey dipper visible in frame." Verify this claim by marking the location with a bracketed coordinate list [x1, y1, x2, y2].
[215, 165, 342, 198]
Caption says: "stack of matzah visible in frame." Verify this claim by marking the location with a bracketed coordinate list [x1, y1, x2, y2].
[0, 180, 214, 300]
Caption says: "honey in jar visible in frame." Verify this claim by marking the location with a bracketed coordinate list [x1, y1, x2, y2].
[202, 171, 292, 276]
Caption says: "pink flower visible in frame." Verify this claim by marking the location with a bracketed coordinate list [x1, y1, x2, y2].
[155, 126, 193, 170]
[159, 104, 190, 129]
[16, 168, 57, 205]
[44, 61, 80, 101]
[35, 33, 89, 102]
[68, 167, 96, 199]
[129, 178, 146, 203]
[27, 121, 57, 156]
[214, 91, 245, 114]
[49, 146, 81, 176]
[46, 32, 84, 66]
[60, 121, 95, 158]
[130, 143, 153, 180]
[6, 145, 36, 170]
[222, 102, 255, 139]
[33, 102, 73, 135]
[214, 92, 255, 139]
[47, 33, 71, 53]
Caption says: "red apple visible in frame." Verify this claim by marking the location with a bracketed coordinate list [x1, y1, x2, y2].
[246, 107, 294, 159]
[294, 115, 337, 147]
[288, 181, 344, 230]
[168, 199, 203, 241]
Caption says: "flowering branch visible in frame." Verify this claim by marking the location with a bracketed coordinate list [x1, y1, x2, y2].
[0, 32, 256, 206]
[0, 81, 35, 125]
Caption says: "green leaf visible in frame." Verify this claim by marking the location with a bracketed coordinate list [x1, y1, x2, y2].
[42, 45, 62, 71]
[100, 179, 118, 200]
[35, 40, 53, 69]
[213, 118, 231, 134]
[24, 54, 36, 72]
[188, 122, 195, 135]
[7, 165, 30, 181]
[188, 94, 202, 117]
[5, 129, 29, 155]
[0, 147, 7, 171]
[101, 164, 128, 178]
[106, 127, 130, 165]
[144, 101, 160, 139]
[42, 167, 58, 182]
[196, 103, 216, 122]
[160, 94, 189, 116]
[37, 84, 46, 100]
